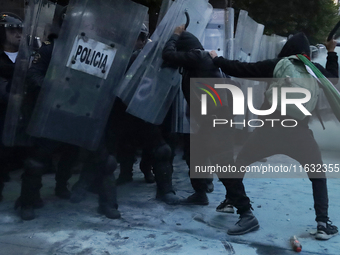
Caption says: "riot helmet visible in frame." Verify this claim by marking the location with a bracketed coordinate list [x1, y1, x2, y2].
[0, 12, 23, 28]
[0, 12, 23, 49]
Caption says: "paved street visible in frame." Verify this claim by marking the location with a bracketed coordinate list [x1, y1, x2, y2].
[0, 138, 339, 255]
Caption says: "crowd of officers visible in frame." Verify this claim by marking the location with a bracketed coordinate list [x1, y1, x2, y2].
[0, 11, 338, 241]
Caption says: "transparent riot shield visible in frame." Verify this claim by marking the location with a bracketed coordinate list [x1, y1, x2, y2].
[202, 9, 225, 57]
[233, 10, 264, 62]
[258, 34, 286, 61]
[170, 88, 191, 133]
[156, 0, 174, 27]
[26, 0, 148, 150]
[224, 7, 234, 60]
[117, 0, 213, 125]
[3, 0, 57, 146]
[232, 10, 264, 131]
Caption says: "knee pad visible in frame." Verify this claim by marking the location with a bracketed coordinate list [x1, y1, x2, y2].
[154, 144, 172, 162]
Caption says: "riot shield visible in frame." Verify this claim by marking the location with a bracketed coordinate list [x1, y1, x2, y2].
[258, 34, 286, 61]
[3, 0, 57, 146]
[116, 0, 213, 125]
[26, 0, 148, 150]
[233, 10, 264, 62]
[232, 10, 264, 131]
[170, 88, 191, 133]
[156, 0, 174, 27]
[201, 7, 234, 59]
[224, 8, 234, 60]
[202, 9, 225, 57]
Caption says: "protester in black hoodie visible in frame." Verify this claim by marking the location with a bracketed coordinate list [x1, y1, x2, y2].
[210, 32, 338, 239]
[162, 26, 240, 216]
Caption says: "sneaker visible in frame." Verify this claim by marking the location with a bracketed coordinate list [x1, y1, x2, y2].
[216, 198, 235, 213]
[179, 192, 209, 205]
[315, 221, 338, 240]
[227, 210, 259, 235]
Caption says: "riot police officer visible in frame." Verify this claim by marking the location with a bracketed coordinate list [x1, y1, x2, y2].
[0, 13, 25, 201]
[15, 7, 120, 220]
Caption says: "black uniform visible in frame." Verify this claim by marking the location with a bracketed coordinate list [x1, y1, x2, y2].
[16, 40, 79, 220]
[109, 50, 155, 184]
[104, 45, 179, 203]
[106, 88, 179, 203]
[162, 32, 235, 198]
[0, 50, 16, 200]
[28, 39, 120, 220]
[0, 49, 30, 201]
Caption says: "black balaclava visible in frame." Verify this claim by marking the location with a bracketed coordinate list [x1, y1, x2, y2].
[278, 32, 311, 58]
[176, 31, 204, 52]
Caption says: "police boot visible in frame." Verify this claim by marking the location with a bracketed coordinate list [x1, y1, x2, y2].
[227, 210, 259, 235]
[19, 159, 44, 220]
[179, 191, 209, 205]
[153, 144, 180, 205]
[98, 174, 121, 219]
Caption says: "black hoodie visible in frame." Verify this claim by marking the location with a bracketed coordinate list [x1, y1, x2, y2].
[213, 32, 339, 127]
[162, 31, 227, 119]
[278, 32, 311, 58]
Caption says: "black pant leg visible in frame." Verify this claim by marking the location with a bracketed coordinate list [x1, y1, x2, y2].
[283, 128, 329, 222]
